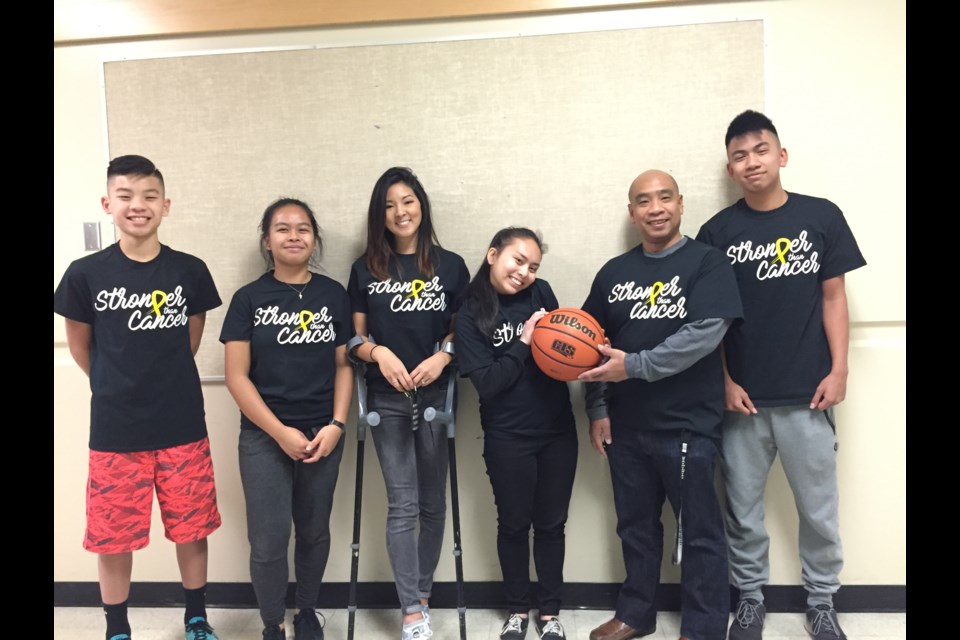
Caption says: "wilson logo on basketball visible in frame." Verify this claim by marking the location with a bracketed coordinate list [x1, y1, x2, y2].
[531, 307, 605, 382]
[550, 339, 576, 359]
[548, 313, 598, 341]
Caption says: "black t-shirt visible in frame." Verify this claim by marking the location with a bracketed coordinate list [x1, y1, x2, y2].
[456, 279, 575, 439]
[582, 238, 742, 437]
[696, 193, 866, 406]
[219, 271, 351, 433]
[53, 243, 222, 452]
[348, 248, 469, 392]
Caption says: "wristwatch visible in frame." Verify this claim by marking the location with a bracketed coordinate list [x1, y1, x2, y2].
[331, 419, 346, 430]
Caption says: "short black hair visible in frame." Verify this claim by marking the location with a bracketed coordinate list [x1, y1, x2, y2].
[107, 155, 165, 190]
[725, 110, 779, 148]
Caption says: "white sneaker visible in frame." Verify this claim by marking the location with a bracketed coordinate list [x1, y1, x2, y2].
[401, 617, 433, 640]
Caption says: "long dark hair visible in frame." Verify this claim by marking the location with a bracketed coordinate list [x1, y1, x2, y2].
[463, 227, 544, 338]
[258, 197, 323, 270]
[363, 167, 441, 281]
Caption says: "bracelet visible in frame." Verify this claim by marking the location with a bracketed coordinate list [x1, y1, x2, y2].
[370, 344, 381, 362]
[331, 419, 346, 431]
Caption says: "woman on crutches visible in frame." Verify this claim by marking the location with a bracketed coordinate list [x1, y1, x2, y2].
[347, 167, 469, 640]
[455, 228, 577, 640]
[221, 198, 353, 640]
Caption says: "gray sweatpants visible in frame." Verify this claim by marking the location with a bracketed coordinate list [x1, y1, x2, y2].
[239, 428, 345, 626]
[721, 406, 843, 607]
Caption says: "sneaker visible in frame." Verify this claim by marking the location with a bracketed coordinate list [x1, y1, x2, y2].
[184, 616, 219, 640]
[401, 616, 433, 640]
[421, 605, 430, 622]
[108, 635, 132, 640]
[729, 599, 765, 640]
[536, 617, 566, 639]
[500, 614, 529, 640]
[262, 624, 286, 640]
[804, 605, 847, 640]
[293, 608, 325, 640]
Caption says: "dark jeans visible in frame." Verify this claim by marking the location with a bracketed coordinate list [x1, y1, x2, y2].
[368, 385, 449, 614]
[606, 426, 729, 640]
[483, 431, 577, 616]
[238, 428, 345, 627]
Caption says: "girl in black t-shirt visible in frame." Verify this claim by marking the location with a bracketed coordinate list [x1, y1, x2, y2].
[456, 228, 577, 640]
[221, 198, 352, 640]
[347, 167, 468, 640]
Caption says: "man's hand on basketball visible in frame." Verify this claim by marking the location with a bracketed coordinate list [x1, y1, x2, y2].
[578, 342, 627, 382]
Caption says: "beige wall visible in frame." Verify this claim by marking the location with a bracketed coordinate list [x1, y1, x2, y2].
[54, 0, 906, 588]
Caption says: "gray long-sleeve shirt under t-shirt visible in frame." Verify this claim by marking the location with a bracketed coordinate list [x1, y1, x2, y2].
[585, 237, 732, 421]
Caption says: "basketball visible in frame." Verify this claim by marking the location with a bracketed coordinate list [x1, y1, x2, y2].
[530, 308, 605, 381]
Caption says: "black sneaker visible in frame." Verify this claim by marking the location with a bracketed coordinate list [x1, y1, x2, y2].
[804, 605, 847, 640]
[293, 608, 325, 640]
[262, 624, 286, 640]
[536, 617, 566, 639]
[729, 599, 765, 640]
[500, 614, 529, 640]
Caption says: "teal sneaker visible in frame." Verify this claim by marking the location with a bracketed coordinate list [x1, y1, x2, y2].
[184, 616, 219, 640]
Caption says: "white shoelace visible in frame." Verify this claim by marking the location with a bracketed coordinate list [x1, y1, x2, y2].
[501, 615, 526, 634]
[539, 618, 565, 638]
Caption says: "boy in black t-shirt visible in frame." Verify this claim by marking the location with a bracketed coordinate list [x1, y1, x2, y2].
[54, 156, 223, 640]
[697, 111, 866, 640]
[580, 170, 742, 640]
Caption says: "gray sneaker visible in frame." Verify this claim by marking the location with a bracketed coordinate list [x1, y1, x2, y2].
[804, 605, 847, 640]
[729, 599, 765, 640]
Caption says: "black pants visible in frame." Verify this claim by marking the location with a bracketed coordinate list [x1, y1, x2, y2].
[482, 431, 577, 615]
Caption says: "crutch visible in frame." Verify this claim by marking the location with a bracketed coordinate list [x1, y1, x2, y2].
[345, 336, 380, 640]
[423, 368, 467, 640]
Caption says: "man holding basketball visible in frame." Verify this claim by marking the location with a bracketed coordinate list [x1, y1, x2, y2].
[579, 170, 742, 640]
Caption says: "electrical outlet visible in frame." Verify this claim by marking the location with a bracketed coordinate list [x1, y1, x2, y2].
[83, 222, 101, 251]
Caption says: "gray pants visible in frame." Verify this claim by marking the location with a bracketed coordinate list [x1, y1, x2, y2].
[721, 406, 843, 607]
[369, 386, 449, 614]
[239, 428, 345, 626]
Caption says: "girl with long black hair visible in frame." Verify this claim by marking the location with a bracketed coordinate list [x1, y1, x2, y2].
[347, 167, 470, 640]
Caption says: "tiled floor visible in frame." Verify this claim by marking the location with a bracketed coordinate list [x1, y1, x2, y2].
[54, 606, 906, 639]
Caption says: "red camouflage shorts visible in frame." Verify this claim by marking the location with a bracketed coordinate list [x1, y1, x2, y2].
[84, 437, 221, 554]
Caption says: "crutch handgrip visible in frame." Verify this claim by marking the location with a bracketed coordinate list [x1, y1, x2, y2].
[422, 405, 450, 424]
[423, 373, 457, 438]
